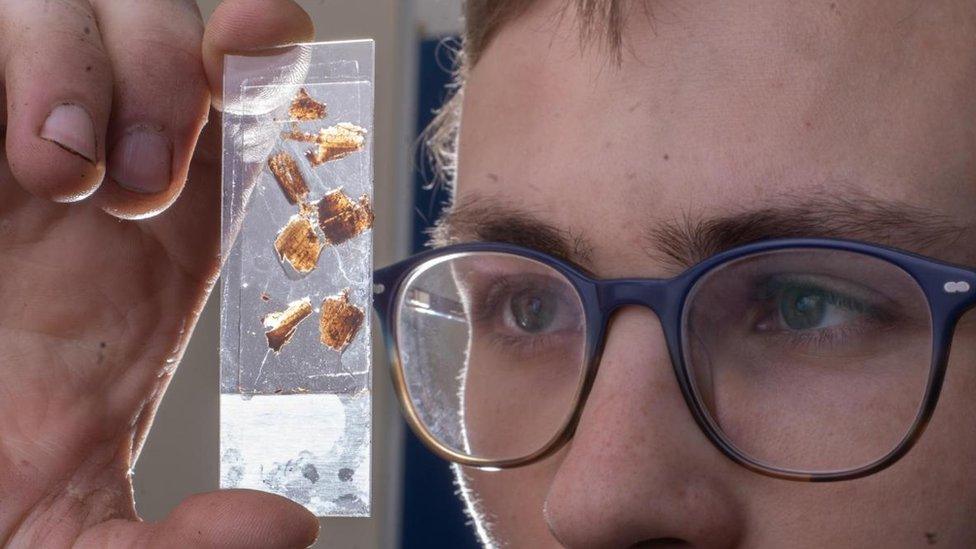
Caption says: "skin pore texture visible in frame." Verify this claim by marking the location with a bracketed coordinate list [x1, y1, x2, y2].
[444, 0, 976, 547]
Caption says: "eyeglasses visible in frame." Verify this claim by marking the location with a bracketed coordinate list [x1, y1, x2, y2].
[372, 238, 976, 481]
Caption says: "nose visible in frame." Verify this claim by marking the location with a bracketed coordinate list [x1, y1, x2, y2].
[544, 307, 745, 548]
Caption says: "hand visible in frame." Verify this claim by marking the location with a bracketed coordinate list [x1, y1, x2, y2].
[0, 1, 321, 547]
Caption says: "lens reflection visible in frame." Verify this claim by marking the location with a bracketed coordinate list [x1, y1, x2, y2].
[395, 252, 588, 462]
[682, 248, 933, 473]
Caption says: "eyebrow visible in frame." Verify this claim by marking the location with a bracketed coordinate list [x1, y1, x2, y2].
[428, 196, 595, 265]
[429, 192, 971, 271]
[648, 193, 970, 268]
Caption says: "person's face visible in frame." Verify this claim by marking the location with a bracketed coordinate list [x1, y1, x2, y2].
[444, 0, 976, 546]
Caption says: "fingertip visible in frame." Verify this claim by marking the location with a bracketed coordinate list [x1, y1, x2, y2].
[7, 128, 106, 203]
[95, 125, 186, 221]
[88, 0, 214, 222]
[1, 0, 113, 203]
[95, 185, 182, 221]
[202, 0, 315, 109]
[96, 126, 187, 220]
[6, 92, 109, 203]
[163, 489, 320, 549]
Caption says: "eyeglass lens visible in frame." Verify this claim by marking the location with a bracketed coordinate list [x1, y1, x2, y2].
[395, 252, 588, 462]
[682, 248, 933, 473]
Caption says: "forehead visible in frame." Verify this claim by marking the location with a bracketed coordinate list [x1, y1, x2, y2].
[454, 0, 976, 274]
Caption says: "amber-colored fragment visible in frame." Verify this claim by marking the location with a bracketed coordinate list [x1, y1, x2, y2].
[289, 88, 327, 121]
[316, 189, 374, 246]
[319, 290, 365, 352]
[305, 123, 367, 166]
[274, 215, 322, 273]
[263, 298, 312, 352]
[268, 152, 309, 205]
[281, 127, 317, 143]
[317, 188, 355, 218]
[260, 292, 271, 302]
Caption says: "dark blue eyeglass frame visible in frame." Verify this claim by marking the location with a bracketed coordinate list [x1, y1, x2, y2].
[372, 238, 976, 482]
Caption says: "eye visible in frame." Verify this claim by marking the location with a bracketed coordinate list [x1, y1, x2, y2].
[778, 286, 831, 330]
[508, 288, 560, 333]
[463, 273, 582, 346]
[753, 276, 881, 336]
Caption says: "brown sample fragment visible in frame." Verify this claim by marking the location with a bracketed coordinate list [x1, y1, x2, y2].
[319, 290, 365, 352]
[263, 298, 312, 352]
[304, 123, 367, 166]
[268, 152, 309, 205]
[281, 127, 317, 143]
[274, 215, 322, 273]
[316, 189, 374, 246]
[289, 88, 327, 121]
[317, 188, 355, 217]
[260, 292, 271, 302]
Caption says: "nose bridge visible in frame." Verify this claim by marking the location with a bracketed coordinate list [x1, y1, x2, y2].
[547, 276, 746, 547]
[597, 278, 674, 316]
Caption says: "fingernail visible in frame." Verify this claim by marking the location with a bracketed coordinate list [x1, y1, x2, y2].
[109, 127, 172, 194]
[40, 104, 97, 163]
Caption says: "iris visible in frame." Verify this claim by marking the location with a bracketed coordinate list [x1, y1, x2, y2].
[780, 287, 828, 330]
[510, 289, 557, 333]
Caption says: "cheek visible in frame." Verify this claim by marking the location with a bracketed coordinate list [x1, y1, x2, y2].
[833, 317, 976, 541]
[462, 339, 584, 460]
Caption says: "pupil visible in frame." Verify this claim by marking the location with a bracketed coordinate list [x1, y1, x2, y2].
[780, 288, 826, 330]
[511, 290, 555, 333]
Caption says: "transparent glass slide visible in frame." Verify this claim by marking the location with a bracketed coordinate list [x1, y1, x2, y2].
[219, 40, 374, 517]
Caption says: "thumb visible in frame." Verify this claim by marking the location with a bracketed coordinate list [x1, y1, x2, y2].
[75, 489, 320, 548]
[202, 0, 315, 110]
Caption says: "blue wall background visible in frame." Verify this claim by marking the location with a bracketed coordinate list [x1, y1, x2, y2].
[400, 37, 481, 549]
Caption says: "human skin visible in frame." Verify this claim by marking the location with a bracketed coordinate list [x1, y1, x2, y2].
[0, 1, 321, 547]
[447, 0, 976, 546]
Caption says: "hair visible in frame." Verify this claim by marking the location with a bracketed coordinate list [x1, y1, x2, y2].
[423, 1, 629, 192]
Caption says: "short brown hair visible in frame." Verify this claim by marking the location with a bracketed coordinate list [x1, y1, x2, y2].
[423, 1, 628, 191]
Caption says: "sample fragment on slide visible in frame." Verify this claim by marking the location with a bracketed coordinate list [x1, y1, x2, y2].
[274, 215, 322, 274]
[284, 123, 368, 166]
[281, 127, 318, 143]
[220, 40, 374, 517]
[263, 298, 313, 352]
[319, 289, 365, 352]
[268, 152, 309, 205]
[317, 189, 374, 246]
[289, 88, 327, 121]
